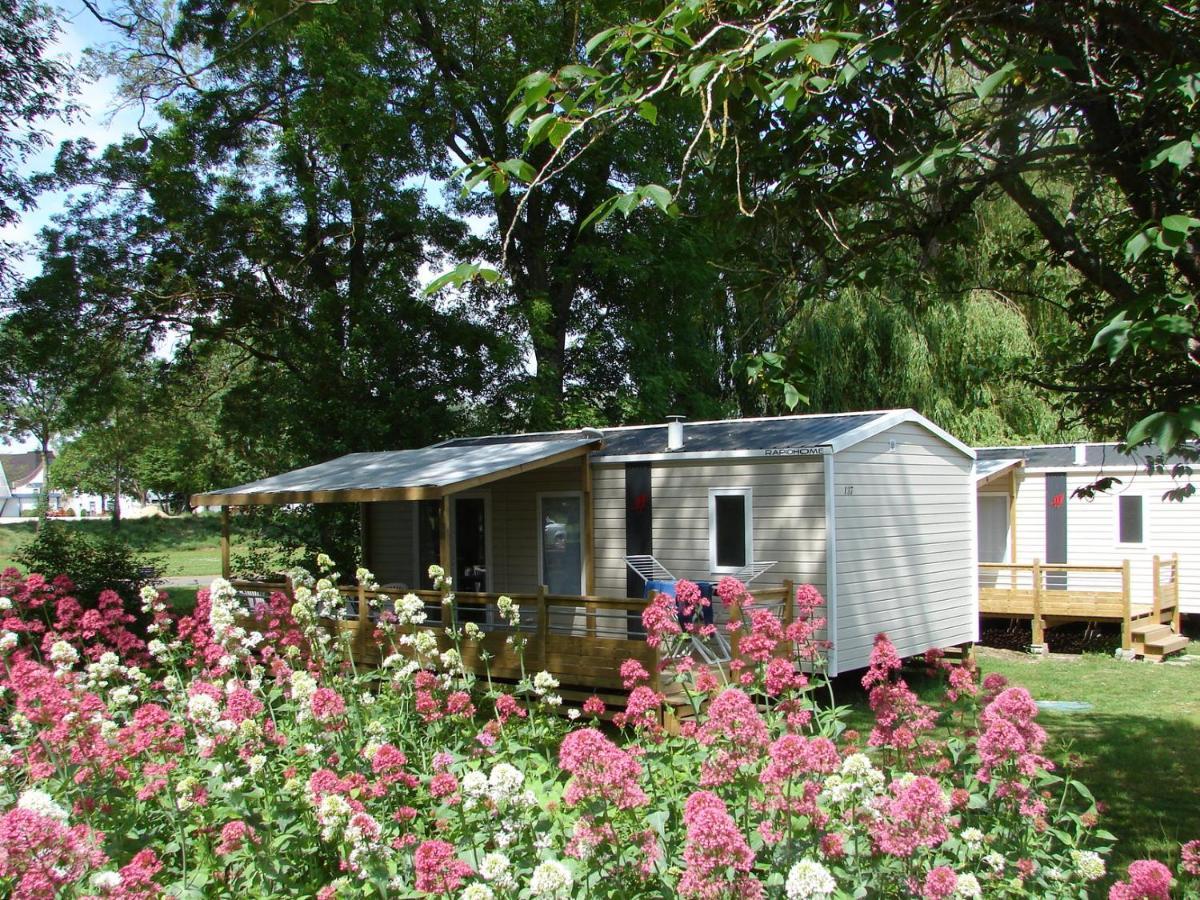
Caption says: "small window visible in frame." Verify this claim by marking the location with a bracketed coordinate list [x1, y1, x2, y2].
[709, 488, 753, 573]
[1118, 495, 1144, 544]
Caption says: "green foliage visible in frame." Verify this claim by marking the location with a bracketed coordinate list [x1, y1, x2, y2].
[13, 521, 162, 604]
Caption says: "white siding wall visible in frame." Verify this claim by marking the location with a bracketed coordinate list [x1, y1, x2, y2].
[1011, 468, 1199, 614]
[591, 459, 827, 597]
[367, 501, 418, 587]
[834, 421, 977, 672]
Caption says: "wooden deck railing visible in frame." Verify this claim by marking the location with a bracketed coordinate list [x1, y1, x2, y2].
[228, 579, 803, 702]
[978, 555, 1179, 650]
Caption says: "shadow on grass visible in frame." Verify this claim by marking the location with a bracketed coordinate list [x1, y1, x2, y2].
[827, 669, 1200, 871]
[1042, 711, 1200, 870]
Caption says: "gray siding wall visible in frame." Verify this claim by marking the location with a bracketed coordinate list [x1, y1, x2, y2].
[368, 501, 418, 587]
[833, 421, 977, 672]
[592, 459, 827, 598]
[365, 460, 584, 594]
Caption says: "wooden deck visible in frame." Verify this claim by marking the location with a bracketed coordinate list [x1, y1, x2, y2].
[230, 579, 802, 712]
[979, 554, 1184, 654]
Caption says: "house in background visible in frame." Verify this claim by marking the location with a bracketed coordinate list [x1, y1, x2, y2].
[0, 452, 61, 516]
[973, 443, 1191, 658]
[194, 409, 980, 676]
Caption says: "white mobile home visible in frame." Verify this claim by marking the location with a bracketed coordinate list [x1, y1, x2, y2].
[975, 443, 1196, 617]
[195, 410, 978, 676]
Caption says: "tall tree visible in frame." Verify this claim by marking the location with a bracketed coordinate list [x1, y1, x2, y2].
[0, 0, 73, 285]
[504, 0, 1200, 452]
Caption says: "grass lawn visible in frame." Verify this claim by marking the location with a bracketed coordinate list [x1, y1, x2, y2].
[0, 516, 273, 579]
[840, 647, 1200, 873]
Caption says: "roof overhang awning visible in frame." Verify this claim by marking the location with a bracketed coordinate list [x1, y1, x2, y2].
[190, 437, 600, 506]
[974, 458, 1024, 488]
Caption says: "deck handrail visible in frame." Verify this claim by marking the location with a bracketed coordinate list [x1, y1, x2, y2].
[978, 562, 1125, 573]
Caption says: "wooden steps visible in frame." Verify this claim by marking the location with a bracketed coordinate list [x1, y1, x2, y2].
[1130, 621, 1191, 662]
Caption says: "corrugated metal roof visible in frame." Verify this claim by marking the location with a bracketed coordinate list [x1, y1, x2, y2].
[192, 437, 598, 505]
[442, 412, 891, 458]
[974, 457, 1023, 483]
[975, 443, 1195, 470]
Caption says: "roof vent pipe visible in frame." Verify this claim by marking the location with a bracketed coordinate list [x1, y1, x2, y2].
[1073, 443, 1087, 466]
[666, 415, 685, 451]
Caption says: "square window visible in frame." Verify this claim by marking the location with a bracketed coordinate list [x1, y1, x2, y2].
[1118, 495, 1143, 544]
[709, 488, 753, 573]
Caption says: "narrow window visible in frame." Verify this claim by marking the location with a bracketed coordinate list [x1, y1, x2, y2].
[709, 488, 753, 573]
[1118, 495, 1143, 544]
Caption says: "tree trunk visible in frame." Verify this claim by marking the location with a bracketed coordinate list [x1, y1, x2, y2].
[112, 468, 122, 530]
[34, 438, 50, 534]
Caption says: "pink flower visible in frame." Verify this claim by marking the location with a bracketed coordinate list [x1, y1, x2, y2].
[977, 687, 1050, 783]
[1109, 859, 1173, 899]
[582, 695, 606, 717]
[412, 840, 473, 894]
[1181, 839, 1200, 876]
[429, 772, 459, 800]
[922, 866, 958, 900]
[0, 808, 107, 900]
[870, 776, 950, 857]
[677, 791, 762, 899]
[310, 688, 346, 722]
[861, 632, 903, 688]
[559, 728, 649, 809]
[642, 593, 682, 647]
[493, 693, 526, 725]
[215, 820, 258, 856]
[697, 688, 768, 787]
[620, 659, 650, 689]
[715, 577, 750, 609]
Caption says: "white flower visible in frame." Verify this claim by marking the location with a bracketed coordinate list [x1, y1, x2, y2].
[960, 827, 984, 847]
[528, 860, 572, 898]
[953, 874, 982, 898]
[460, 885, 495, 900]
[463, 621, 482, 640]
[479, 852, 511, 883]
[289, 670, 318, 705]
[0, 596, 12, 610]
[247, 754, 267, 775]
[1071, 849, 1106, 881]
[487, 763, 524, 803]
[0, 631, 18, 652]
[91, 871, 122, 890]
[983, 852, 1006, 873]
[147, 639, 168, 659]
[414, 631, 439, 656]
[316, 553, 336, 571]
[785, 859, 836, 899]
[440, 649, 462, 671]
[49, 640, 78, 668]
[533, 671, 559, 696]
[18, 789, 69, 823]
[427, 564, 444, 580]
[396, 593, 426, 626]
[186, 693, 221, 727]
[567, 708, 580, 721]
[461, 770, 489, 801]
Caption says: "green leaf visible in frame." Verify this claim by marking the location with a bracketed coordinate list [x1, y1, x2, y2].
[636, 101, 658, 125]
[975, 61, 1018, 99]
[782, 381, 804, 410]
[422, 262, 502, 296]
[548, 119, 574, 149]
[524, 112, 558, 150]
[753, 38, 806, 64]
[1124, 227, 1156, 262]
[1147, 138, 1196, 172]
[584, 26, 619, 55]
[640, 184, 673, 213]
[685, 60, 717, 89]
[805, 39, 841, 66]
[497, 158, 536, 183]
[1090, 311, 1129, 359]
[579, 195, 620, 229]
[1162, 214, 1200, 233]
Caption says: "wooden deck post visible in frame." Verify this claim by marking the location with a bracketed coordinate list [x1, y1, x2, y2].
[1009, 470, 1018, 590]
[782, 579, 795, 626]
[1173, 553, 1182, 633]
[585, 601, 597, 639]
[535, 584, 548, 672]
[220, 506, 231, 579]
[729, 597, 743, 661]
[1121, 559, 1132, 651]
[1031, 558, 1043, 646]
[359, 502, 370, 569]
[1153, 555, 1162, 622]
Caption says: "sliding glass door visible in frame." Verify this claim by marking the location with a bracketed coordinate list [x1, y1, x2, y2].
[539, 493, 583, 595]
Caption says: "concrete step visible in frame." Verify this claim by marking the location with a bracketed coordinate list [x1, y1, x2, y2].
[1144, 634, 1191, 662]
